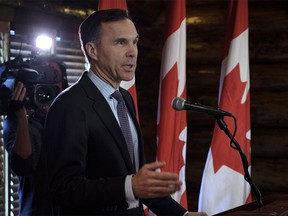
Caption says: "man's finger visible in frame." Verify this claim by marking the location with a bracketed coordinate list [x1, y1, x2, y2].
[12, 82, 25, 100]
[143, 161, 166, 171]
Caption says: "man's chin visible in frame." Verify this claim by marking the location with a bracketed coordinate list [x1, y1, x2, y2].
[122, 74, 135, 82]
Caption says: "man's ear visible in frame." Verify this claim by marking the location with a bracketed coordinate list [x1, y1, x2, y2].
[85, 42, 97, 60]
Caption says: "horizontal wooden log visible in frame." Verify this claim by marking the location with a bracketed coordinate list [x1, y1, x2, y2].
[250, 64, 288, 91]
[252, 158, 288, 192]
[251, 129, 288, 158]
[251, 91, 288, 127]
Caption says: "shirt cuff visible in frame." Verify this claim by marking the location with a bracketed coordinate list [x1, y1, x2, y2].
[183, 211, 189, 216]
[125, 175, 138, 209]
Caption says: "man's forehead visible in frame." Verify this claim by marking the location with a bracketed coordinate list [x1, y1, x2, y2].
[101, 19, 137, 34]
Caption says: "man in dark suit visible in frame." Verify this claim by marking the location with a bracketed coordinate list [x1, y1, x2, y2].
[44, 9, 207, 216]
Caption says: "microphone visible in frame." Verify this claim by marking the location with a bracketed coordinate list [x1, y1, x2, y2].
[171, 97, 232, 117]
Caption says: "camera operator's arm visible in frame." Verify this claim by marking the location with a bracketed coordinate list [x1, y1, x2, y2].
[11, 82, 32, 159]
[3, 82, 34, 175]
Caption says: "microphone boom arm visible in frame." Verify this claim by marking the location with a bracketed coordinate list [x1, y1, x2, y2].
[215, 116, 263, 207]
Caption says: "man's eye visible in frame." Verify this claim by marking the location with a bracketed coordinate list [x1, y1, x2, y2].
[116, 39, 126, 45]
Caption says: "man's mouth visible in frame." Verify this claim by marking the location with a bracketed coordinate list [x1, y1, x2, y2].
[123, 64, 135, 71]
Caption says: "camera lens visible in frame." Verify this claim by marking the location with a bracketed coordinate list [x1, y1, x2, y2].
[34, 84, 58, 106]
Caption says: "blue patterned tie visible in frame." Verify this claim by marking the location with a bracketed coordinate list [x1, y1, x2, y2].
[112, 90, 134, 163]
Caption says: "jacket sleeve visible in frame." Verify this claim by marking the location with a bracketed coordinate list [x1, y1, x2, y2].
[143, 196, 187, 216]
[3, 115, 34, 176]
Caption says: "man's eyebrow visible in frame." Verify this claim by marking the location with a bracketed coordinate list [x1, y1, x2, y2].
[114, 34, 140, 42]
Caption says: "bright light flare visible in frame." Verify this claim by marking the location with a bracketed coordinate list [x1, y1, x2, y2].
[35, 35, 53, 50]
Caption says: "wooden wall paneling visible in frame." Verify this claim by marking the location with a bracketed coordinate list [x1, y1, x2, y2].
[251, 129, 288, 158]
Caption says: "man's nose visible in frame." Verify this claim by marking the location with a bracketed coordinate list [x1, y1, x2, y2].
[126, 43, 138, 57]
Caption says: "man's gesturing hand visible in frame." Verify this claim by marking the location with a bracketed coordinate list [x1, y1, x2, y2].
[132, 161, 182, 199]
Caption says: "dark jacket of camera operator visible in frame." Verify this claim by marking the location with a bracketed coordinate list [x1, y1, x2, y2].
[3, 106, 49, 215]
[3, 60, 68, 216]
[3, 81, 51, 216]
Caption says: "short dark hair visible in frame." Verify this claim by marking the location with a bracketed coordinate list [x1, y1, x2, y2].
[79, 9, 132, 62]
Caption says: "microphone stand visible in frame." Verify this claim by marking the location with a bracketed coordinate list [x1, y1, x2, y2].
[215, 116, 263, 207]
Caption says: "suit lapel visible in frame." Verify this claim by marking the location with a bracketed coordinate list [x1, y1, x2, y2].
[79, 73, 136, 172]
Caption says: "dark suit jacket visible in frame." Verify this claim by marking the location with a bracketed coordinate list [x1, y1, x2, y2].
[44, 71, 187, 215]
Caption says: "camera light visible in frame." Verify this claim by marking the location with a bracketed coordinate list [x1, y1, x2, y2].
[10, 30, 15, 36]
[10, 22, 15, 35]
[55, 36, 61, 42]
[35, 35, 53, 50]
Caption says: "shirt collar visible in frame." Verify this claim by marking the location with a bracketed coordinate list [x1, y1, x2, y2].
[87, 70, 118, 99]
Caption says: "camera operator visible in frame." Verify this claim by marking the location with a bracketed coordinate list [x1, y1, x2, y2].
[3, 58, 68, 216]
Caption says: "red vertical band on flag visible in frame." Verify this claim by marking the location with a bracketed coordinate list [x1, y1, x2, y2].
[156, 0, 187, 210]
[97, 0, 139, 121]
[98, 0, 127, 11]
[198, 0, 251, 215]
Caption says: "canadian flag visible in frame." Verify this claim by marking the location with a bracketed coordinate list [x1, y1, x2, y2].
[198, 0, 251, 215]
[155, 0, 187, 212]
[98, 0, 139, 119]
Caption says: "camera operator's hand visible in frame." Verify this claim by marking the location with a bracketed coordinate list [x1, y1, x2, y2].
[9, 82, 26, 116]
[132, 161, 182, 199]
[9, 81, 32, 159]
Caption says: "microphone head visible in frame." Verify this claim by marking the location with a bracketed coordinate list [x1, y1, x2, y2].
[171, 97, 185, 111]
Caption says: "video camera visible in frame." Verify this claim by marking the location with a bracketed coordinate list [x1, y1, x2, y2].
[0, 55, 66, 115]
